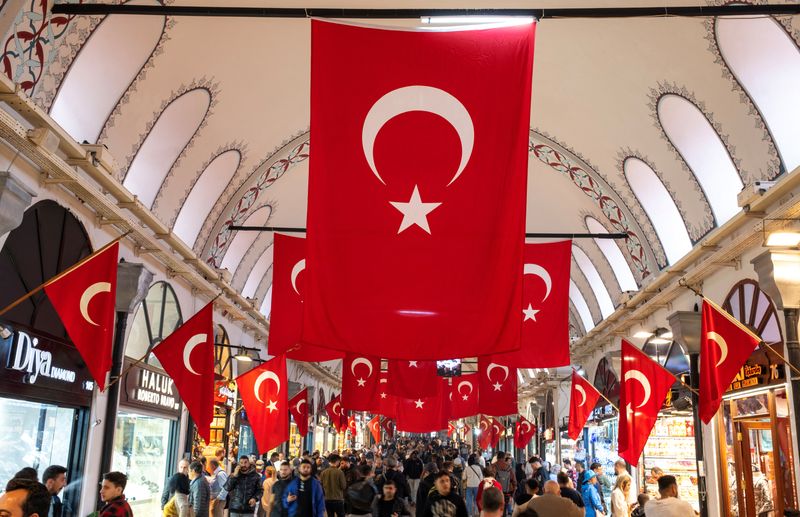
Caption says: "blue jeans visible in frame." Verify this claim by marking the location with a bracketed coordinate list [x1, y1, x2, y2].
[465, 487, 478, 516]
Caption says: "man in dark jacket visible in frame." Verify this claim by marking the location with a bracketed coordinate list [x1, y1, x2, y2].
[283, 459, 325, 517]
[189, 460, 210, 517]
[225, 456, 264, 516]
[161, 458, 190, 508]
[421, 471, 468, 517]
[377, 458, 411, 504]
[371, 480, 411, 517]
[402, 451, 424, 503]
[43, 464, 67, 517]
[415, 463, 439, 512]
[269, 462, 294, 517]
[528, 458, 549, 496]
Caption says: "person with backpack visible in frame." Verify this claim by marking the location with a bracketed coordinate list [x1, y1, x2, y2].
[494, 453, 517, 516]
[346, 464, 379, 516]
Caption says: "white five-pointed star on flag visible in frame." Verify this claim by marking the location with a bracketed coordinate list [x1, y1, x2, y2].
[267, 400, 278, 413]
[380, 392, 387, 399]
[462, 394, 469, 401]
[408, 361, 418, 367]
[357, 377, 366, 387]
[414, 399, 425, 409]
[522, 303, 539, 322]
[493, 382, 503, 391]
[389, 185, 441, 235]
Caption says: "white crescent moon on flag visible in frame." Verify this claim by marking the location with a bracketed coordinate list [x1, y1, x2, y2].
[182, 333, 207, 376]
[521, 420, 532, 433]
[707, 331, 729, 367]
[362, 85, 474, 187]
[523, 264, 552, 301]
[575, 385, 587, 407]
[457, 380, 474, 396]
[487, 363, 509, 382]
[291, 259, 306, 297]
[623, 369, 652, 408]
[492, 423, 501, 434]
[253, 370, 282, 404]
[295, 399, 306, 414]
[333, 401, 342, 416]
[350, 357, 374, 378]
[479, 419, 489, 431]
[79, 282, 111, 326]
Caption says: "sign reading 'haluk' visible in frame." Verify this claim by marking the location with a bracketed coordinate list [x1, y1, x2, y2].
[122, 358, 181, 418]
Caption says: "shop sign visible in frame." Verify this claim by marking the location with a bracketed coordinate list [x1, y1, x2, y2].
[214, 380, 235, 407]
[122, 358, 181, 418]
[0, 324, 94, 406]
[726, 343, 785, 393]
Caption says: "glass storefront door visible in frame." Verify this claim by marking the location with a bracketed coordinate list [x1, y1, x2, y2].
[111, 411, 175, 516]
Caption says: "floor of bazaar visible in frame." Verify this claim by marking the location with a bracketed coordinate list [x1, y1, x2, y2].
[2, 2, 800, 517]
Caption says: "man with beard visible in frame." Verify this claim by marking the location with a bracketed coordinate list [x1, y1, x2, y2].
[267, 462, 295, 517]
[421, 471, 468, 517]
[225, 456, 264, 516]
[284, 459, 325, 517]
[321, 454, 347, 517]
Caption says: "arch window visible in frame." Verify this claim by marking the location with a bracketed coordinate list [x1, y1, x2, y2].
[716, 16, 800, 171]
[572, 245, 615, 318]
[174, 150, 241, 247]
[569, 279, 595, 333]
[242, 245, 273, 299]
[260, 286, 273, 320]
[219, 206, 272, 273]
[657, 94, 742, 224]
[624, 157, 692, 264]
[123, 88, 211, 208]
[585, 217, 638, 291]
[126, 281, 183, 367]
[215, 324, 232, 380]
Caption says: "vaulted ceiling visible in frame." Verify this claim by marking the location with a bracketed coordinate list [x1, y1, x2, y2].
[3, 0, 799, 350]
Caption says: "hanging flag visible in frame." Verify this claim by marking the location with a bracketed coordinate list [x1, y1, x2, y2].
[235, 356, 289, 454]
[447, 422, 456, 437]
[305, 19, 535, 360]
[514, 416, 536, 449]
[700, 298, 762, 424]
[461, 423, 471, 439]
[478, 415, 493, 450]
[289, 389, 310, 437]
[378, 372, 398, 418]
[489, 240, 572, 367]
[325, 394, 347, 432]
[42, 241, 119, 390]
[568, 370, 603, 440]
[396, 380, 448, 433]
[151, 301, 215, 443]
[368, 415, 382, 443]
[388, 359, 439, 398]
[478, 358, 518, 416]
[618, 340, 675, 466]
[381, 417, 395, 439]
[448, 373, 479, 420]
[341, 354, 381, 411]
[347, 415, 357, 435]
[490, 419, 506, 449]
[268, 233, 343, 362]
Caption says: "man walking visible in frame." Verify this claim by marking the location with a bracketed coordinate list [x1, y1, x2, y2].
[208, 458, 228, 517]
[42, 465, 67, 517]
[321, 454, 347, 517]
[402, 451, 423, 501]
[225, 456, 264, 516]
[525, 481, 583, 517]
[644, 476, 695, 517]
[188, 461, 210, 517]
[268, 463, 295, 517]
[371, 480, 411, 517]
[494, 453, 516, 515]
[421, 471, 468, 517]
[283, 459, 325, 517]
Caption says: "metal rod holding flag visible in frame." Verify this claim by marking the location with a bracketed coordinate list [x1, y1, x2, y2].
[0, 231, 131, 317]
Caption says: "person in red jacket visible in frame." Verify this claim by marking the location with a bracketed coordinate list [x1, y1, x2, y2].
[476, 466, 503, 513]
[98, 472, 133, 517]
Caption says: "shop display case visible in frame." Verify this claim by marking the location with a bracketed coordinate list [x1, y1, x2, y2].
[642, 416, 699, 512]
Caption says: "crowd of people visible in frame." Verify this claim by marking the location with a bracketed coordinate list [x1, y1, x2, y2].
[0, 438, 697, 517]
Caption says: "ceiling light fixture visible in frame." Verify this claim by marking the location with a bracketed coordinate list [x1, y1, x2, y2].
[234, 348, 253, 362]
[766, 231, 800, 248]
[420, 15, 535, 24]
[633, 330, 654, 339]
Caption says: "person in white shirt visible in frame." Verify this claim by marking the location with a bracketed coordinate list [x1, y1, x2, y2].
[610, 475, 631, 517]
[645, 475, 696, 517]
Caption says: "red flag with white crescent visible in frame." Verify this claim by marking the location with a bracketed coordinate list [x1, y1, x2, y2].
[368, 416, 382, 443]
[268, 233, 343, 362]
[325, 394, 346, 432]
[568, 370, 602, 440]
[396, 380, 448, 433]
[514, 416, 536, 449]
[618, 340, 675, 466]
[699, 298, 761, 424]
[151, 302, 215, 443]
[347, 415, 357, 435]
[490, 241, 572, 367]
[235, 356, 289, 454]
[449, 372, 479, 420]
[289, 389, 310, 437]
[478, 415, 493, 450]
[377, 372, 398, 418]
[342, 354, 381, 411]
[478, 358, 517, 416]
[381, 418, 395, 439]
[43, 241, 118, 390]
[490, 419, 506, 449]
[462, 423, 471, 438]
[447, 422, 456, 437]
[304, 20, 535, 360]
[388, 359, 439, 398]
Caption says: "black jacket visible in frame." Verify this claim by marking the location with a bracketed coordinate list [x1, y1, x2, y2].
[379, 470, 411, 501]
[421, 491, 468, 517]
[161, 473, 190, 508]
[402, 458, 423, 480]
[371, 495, 411, 517]
[415, 473, 437, 511]
[224, 467, 264, 512]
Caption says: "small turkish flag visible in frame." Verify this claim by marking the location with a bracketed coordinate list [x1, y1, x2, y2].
[490, 240, 572, 367]
[342, 354, 381, 411]
[478, 415, 493, 450]
[568, 370, 602, 440]
[289, 389, 310, 437]
[152, 301, 215, 442]
[699, 298, 761, 424]
[490, 419, 506, 449]
[448, 373, 479, 420]
[381, 418, 395, 439]
[305, 20, 535, 360]
[462, 423, 471, 438]
[618, 340, 675, 466]
[478, 358, 517, 416]
[268, 233, 343, 362]
[447, 422, 456, 437]
[388, 359, 439, 398]
[43, 241, 118, 390]
[514, 416, 536, 449]
[377, 372, 398, 418]
[347, 415, 357, 435]
[368, 416, 382, 443]
[396, 380, 448, 433]
[236, 356, 289, 454]
[325, 394, 346, 432]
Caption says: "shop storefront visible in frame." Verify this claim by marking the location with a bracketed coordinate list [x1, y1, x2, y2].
[642, 414, 699, 510]
[114, 358, 181, 516]
[714, 279, 799, 517]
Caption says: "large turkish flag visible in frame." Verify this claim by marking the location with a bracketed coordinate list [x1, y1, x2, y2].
[289, 389, 310, 437]
[568, 370, 602, 441]
[490, 240, 572, 367]
[618, 341, 675, 466]
[388, 359, 439, 398]
[514, 416, 536, 449]
[268, 233, 343, 362]
[448, 373, 479, 420]
[44, 241, 118, 390]
[478, 358, 518, 416]
[478, 415, 493, 450]
[341, 354, 381, 411]
[152, 302, 215, 443]
[305, 20, 535, 359]
[325, 394, 347, 432]
[236, 356, 289, 454]
[490, 419, 506, 449]
[395, 380, 448, 433]
[699, 298, 761, 424]
[368, 416, 382, 443]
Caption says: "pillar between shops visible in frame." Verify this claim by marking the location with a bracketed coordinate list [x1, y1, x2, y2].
[0, 170, 35, 242]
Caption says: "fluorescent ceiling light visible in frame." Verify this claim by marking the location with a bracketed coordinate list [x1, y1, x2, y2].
[633, 331, 654, 339]
[766, 231, 800, 247]
[649, 337, 671, 345]
[421, 15, 535, 25]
